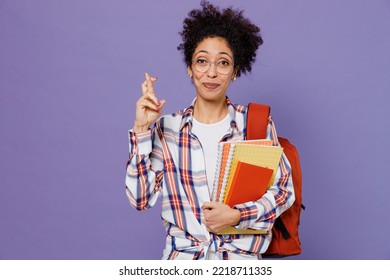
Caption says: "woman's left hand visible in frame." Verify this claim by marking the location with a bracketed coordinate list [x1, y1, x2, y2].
[202, 202, 241, 233]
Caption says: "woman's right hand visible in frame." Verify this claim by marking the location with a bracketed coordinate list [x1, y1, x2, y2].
[133, 72, 166, 133]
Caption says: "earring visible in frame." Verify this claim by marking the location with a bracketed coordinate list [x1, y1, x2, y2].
[232, 76, 236, 81]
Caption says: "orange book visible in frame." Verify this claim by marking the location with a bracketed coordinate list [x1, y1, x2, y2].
[224, 161, 274, 207]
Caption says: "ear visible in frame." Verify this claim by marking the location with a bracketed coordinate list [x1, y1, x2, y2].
[187, 66, 193, 78]
[231, 68, 239, 81]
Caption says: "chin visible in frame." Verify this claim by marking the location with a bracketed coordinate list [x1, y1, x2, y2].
[197, 91, 226, 103]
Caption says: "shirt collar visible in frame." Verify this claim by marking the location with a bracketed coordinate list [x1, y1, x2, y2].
[179, 96, 240, 132]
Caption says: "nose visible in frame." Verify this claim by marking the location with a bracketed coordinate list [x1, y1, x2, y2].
[206, 62, 218, 78]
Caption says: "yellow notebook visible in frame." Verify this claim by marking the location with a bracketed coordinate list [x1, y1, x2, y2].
[217, 227, 268, 235]
[222, 143, 283, 204]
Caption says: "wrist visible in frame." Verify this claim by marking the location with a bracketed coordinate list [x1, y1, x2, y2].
[230, 208, 241, 227]
[133, 123, 149, 133]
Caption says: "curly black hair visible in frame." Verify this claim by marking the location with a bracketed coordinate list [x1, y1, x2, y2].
[178, 1, 263, 77]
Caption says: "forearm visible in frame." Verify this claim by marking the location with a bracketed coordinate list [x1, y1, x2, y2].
[125, 129, 164, 210]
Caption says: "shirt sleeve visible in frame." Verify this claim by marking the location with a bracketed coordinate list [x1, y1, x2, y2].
[125, 125, 164, 211]
[233, 116, 295, 230]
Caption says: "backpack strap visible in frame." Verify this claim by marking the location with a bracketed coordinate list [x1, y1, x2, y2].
[247, 103, 291, 241]
[247, 103, 270, 140]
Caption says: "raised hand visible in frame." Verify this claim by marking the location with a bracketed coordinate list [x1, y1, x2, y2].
[133, 73, 166, 132]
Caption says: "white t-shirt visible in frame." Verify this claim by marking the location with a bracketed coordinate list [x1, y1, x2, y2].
[191, 114, 230, 195]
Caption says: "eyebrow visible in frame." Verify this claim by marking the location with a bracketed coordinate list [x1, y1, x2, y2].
[194, 50, 234, 60]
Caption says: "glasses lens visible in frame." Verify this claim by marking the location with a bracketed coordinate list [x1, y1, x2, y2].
[217, 62, 232, 75]
[195, 62, 209, 73]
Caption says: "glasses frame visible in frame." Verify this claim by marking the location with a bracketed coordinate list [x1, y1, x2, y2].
[191, 59, 235, 75]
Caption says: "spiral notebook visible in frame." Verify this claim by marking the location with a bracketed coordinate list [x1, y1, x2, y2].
[222, 143, 283, 203]
[212, 139, 278, 202]
[212, 139, 274, 202]
[212, 140, 283, 235]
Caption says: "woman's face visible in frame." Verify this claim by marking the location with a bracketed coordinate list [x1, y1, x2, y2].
[188, 37, 236, 103]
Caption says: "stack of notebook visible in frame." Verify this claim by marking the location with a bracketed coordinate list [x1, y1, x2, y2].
[211, 139, 283, 235]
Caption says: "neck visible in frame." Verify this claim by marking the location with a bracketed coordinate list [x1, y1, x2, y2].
[193, 98, 228, 124]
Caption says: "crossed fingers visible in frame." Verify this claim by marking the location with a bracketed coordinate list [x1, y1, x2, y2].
[141, 72, 160, 110]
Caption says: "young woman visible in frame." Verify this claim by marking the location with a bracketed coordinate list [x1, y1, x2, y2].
[126, 1, 295, 260]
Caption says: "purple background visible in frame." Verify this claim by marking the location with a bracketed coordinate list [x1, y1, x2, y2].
[1, 0, 389, 260]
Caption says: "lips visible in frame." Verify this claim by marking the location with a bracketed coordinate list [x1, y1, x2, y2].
[202, 83, 220, 90]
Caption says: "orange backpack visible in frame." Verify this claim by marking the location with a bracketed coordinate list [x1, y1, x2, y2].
[247, 103, 304, 257]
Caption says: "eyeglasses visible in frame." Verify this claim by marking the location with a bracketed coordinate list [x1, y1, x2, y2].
[192, 58, 234, 75]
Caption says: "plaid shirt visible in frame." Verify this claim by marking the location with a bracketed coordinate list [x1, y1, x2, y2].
[125, 97, 295, 260]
